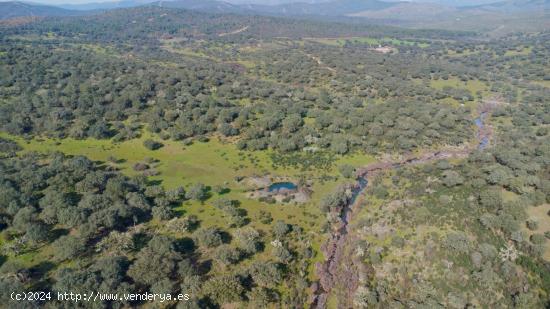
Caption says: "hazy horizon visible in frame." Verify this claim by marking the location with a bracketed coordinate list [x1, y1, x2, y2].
[1, 0, 505, 7]
[4, 0, 312, 4]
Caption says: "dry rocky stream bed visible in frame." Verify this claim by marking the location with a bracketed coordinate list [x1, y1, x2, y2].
[310, 101, 498, 308]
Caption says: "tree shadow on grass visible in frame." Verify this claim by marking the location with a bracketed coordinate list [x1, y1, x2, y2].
[30, 261, 56, 280]
[220, 231, 232, 244]
[172, 207, 187, 217]
[132, 232, 152, 253]
[175, 237, 195, 254]
[147, 179, 163, 186]
[48, 228, 69, 242]
[218, 188, 231, 195]
[198, 259, 212, 275]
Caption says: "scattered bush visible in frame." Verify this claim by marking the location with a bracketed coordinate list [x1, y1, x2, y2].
[443, 232, 470, 254]
[194, 227, 223, 248]
[526, 219, 539, 231]
[143, 139, 163, 150]
[133, 162, 149, 171]
[338, 164, 356, 179]
[215, 245, 241, 266]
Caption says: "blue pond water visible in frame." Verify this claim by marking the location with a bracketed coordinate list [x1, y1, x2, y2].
[268, 182, 297, 192]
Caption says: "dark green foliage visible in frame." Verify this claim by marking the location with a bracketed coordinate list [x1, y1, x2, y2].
[0, 16, 475, 156]
[247, 287, 278, 307]
[233, 227, 261, 255]
[247, 262, 283, 288]
[526, 219, 539, 231]
[211, 198, 247, 226]
[530, 234, 546, 245]
[443, 232, 470, 254]
[186, 183, 208, 202]
[272, 244, 293, 264]
[338, 164, 356, 179]
[0, 7, 549, 309]
[258, 210, 273, 224]
[52, 235, 87, 261]
[441, 170, 464, 187]
[479, 189, 503, 210]
[25, 222, 49, 243]
[320, 185, 351, 213]
[0, 276, 25, 308]
[517, 256, 550, 298]
[272, 220, 290, 238]
[54, 256, 132, 306]
[372, 185, 389, 199]
[166, 187, 186, 203]
[128, 235, 187, 287]
[270, 152, 335, 170]
[212, 185, 228, 195]
[0, 153, 204, 303]
[0, 138, 21, 153]
[152, 206, 174, 220]
[215, 245, 241, 266]
[212, 198, 235, 210]
[143, 139, 163, 150]
[193, 227, 224, 248]
[202, 275, 244, 305]
[166, 215, 199, 233]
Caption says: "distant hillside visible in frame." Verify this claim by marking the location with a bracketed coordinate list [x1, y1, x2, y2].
[380, 0, 548, 8]
[59, 0, 158, 11]
[234, 0, 549, 18]
[9, 0, 549, 19]
[0, 6, 472, 42]
[243, 0, 395, 16]
[0, 1, 84, 19]
[348, 0, 549, 32]
[462, 0, 550, 12]
[150, 0, 247, 14]
[57, 0, 396, 16]
[2, 0, 547, 33]
[350, 2, 456, 20]
[388, 0, 496, 6]
[60, 0, 245, 13]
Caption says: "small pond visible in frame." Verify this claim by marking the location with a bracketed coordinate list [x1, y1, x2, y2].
[268, 182, 297, 192]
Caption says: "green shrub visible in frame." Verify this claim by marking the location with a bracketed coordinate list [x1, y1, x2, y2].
[526, 219, 539, 231]
[143, 139, 163, 150]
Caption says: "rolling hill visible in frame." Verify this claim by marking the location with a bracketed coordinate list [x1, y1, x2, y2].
[59, 0, 158, 11]
[350, 2, 455, 20]
[60, 0, 246, 13]
[348, 0, 549, 32]
[151, 0, 246, 13]
[1, 0, 548, 34]
[243, 0, 395, 16]
[462, 0, 550, 12]
[0, 1, 84, 19]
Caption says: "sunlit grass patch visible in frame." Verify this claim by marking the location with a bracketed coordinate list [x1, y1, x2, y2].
[504, 46, 533, 56]
[0, 131, 378, 270]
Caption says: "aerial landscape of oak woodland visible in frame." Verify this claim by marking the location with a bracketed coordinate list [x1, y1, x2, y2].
[0, 0, 548, 308]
